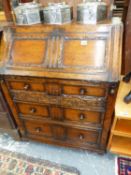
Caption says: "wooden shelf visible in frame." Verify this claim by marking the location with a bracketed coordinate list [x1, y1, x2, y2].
[110, 135, 131, 156]
[108, 79, 131, 156]
[112, 119, 131, 137]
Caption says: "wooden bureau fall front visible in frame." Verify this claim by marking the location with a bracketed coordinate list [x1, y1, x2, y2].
[0, 21, 123, 153]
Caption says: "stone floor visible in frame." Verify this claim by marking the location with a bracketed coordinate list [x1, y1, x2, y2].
[0, 133, 117, 175]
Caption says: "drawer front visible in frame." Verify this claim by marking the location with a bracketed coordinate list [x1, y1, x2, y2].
[15, 102, 49, 118]
[63, 85, 106, 97]
[49, 107, 104, 126]
[22, 120, 101, 146]
[7, 81, 45, 92]
[6, 78, 107, 98]
[24, 120, 66, 140]
[67, 127, 100, 145]
[24, 120, 52, 138]
[15, 102, 103, 127]
[64, 109, 104, 126]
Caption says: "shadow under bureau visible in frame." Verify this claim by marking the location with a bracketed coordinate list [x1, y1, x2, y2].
[0, 21, 123, 153]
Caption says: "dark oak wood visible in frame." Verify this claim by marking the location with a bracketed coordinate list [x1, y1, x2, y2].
[1, 75, 119, 153]
[0, 22, 123, 82]
[0, 20, 123, 153]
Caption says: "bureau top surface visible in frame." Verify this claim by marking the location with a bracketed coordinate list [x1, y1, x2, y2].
[0, 20, 123, 82]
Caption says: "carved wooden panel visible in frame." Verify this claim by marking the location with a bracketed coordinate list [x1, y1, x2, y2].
[7, 28, 110, 75]
[52, 125, 66, 140]
[46, 83, 62, 96]
[11, 90, 105, 111]
[63, 39, 106, 68]
[1, 23, 122, 82]
[10, 39, 47, 66]
[50, 106, 63, 121]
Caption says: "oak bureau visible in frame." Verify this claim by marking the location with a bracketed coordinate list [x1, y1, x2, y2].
[0, 21, 123, 153]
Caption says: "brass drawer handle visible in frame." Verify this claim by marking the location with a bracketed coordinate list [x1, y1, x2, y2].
[30, 108, 36, 114]
[79, 134, 84, 140]
[24, 84, 30, 90]
[79, 114, 85, 120]
[80, 88, 86, 95]
[35, 127, 42, 133]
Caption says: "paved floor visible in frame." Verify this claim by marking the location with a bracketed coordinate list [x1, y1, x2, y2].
[0, 133, 116, 175]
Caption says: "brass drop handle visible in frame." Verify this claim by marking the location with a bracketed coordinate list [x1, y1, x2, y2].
[30, 108, 36, 114]
[24, 84, 30, 90]
[79, 134, 84, 140]
[80, 88, 86, 95]
[79, 114, 85, 120]
[35, 127, 41, 133]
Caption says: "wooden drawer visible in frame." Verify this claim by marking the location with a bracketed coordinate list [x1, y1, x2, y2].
[22, 120, 101, 145]
[15, 102, 49, 119]
[64, 109, 104, 126]
[50, 107, 104, 126]
[6, 78, 106, 98]
[67, 127, 100, 145]
[24, 120, 53, 138]
[63, 85, 106, 97]
[24, 120, 67, 140]
[15, 102, 104, 127]
[7, 81, 45, 92]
